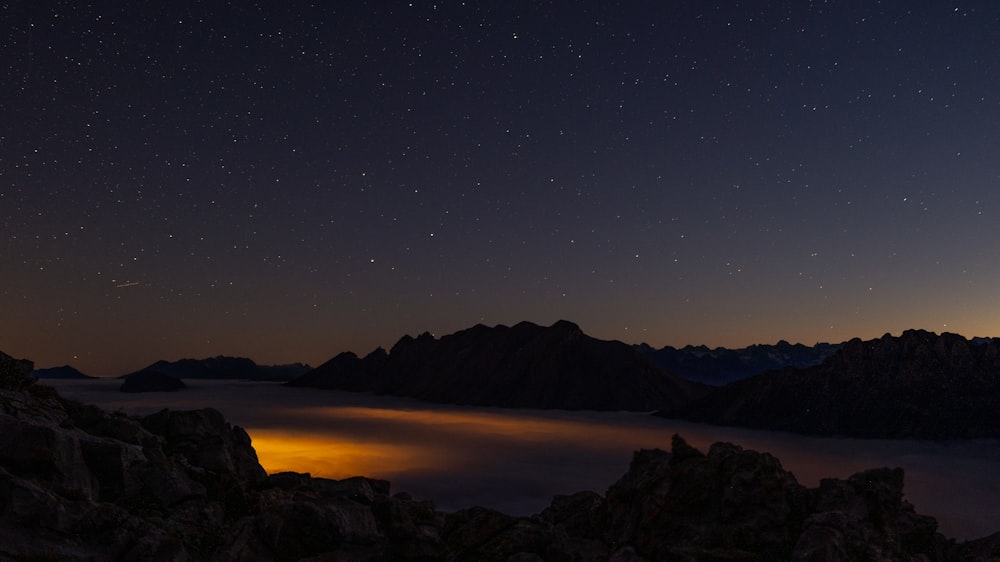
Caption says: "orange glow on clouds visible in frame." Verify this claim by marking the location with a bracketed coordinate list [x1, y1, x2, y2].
[249, 430, 432, 479]
[246, 406, 668, 480]
[272, 405, 651, 442]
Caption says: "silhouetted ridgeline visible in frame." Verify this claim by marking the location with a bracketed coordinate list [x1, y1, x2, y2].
[289, 320, 708, 410]
[636, 340, 841, 385]
[4, 351, 1000, 559]
[32, 365, 95, 379]
[662, 329, 1000, 439]
[131, 356, 311, 381]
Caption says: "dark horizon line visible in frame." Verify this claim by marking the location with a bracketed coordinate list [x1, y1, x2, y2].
[23, 323, 999, 377]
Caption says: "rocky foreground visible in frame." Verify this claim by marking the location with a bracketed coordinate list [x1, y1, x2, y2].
[3, 353, 1000, 561]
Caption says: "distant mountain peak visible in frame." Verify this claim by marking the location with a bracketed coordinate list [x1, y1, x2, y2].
[129, 356, 310, 381]
[32, 365, 95, 379]
[290, 320, 706, 410]
[549, 319, 582, 331]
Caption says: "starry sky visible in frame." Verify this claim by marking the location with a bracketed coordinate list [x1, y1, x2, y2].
[3, 1, 1000, 375]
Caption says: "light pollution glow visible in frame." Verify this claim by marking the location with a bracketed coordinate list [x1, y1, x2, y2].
[247, 406, 677, 479]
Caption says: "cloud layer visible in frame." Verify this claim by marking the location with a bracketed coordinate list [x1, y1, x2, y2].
[47, 379, 1000, 540]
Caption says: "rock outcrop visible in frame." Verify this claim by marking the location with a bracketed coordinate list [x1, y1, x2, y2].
[290, 320, 707, 410]
[0, 350, 34, 390]
[662, 329, 1000, 439]
[2, 349, 999, 560]
[439, 434, 974, 561]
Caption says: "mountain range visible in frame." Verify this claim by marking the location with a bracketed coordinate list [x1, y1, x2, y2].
[135, 356, 310, 381]
[31, 357, 311, 382]
[635, 340, 841, 385]
[662, 329, 1000, 439]
[289, 322, 1000, 440]
[289, 320, 707, 410]
[17, 321, 1000, 439]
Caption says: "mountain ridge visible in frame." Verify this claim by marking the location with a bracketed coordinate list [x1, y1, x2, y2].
[635, 340, 842, 385]
[32, 365, 96, 379]
[130, 355, 311, 381]
[289, 320, 708, 411]
[661, 328, 1000, 439]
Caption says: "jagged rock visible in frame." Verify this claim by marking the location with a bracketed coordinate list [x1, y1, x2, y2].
[536, 491, 611, 561]
[120, 370, 186, 393]
[436, 435, 966, 562]
[794, 468, 941, 561]
[537, 490, 606, 539]
[442, 506, 554, 562]
[0, 350, 35, 391]
[603, 438, 810, 561]
[141, 408, 266, 483]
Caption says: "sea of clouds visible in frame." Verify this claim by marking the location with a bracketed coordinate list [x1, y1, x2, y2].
[46, 379, 1000, 541]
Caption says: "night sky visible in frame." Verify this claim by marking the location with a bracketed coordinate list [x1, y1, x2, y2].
[4, 2, 1000, 375]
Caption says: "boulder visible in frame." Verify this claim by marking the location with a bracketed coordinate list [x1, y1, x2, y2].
[603, 437, 809, 561]
[141, 407, 267, 483]
[793, 468, 941, 561]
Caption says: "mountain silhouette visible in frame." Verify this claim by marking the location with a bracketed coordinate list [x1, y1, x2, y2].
[32, 365, 95, 379]
[132, 356, 310, 381]
[289, 320, 707, 410]
[635, 340, 841, 385]
[661, 329, 1000, 439]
